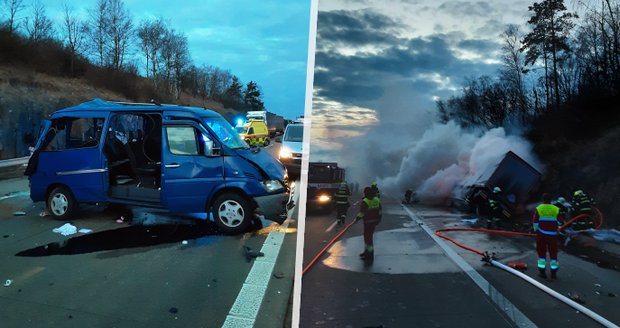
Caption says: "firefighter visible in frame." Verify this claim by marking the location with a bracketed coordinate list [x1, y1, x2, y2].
[552, 197, 571, 220]
[571, 190, 595, 230]
[404, 188, 413, 204]
[334, 182, 351, 225]
[533, 193, 563, 279]
[356, 186, 382, 262]
[371, 182, 380, 198]
[487, 187, 502, 229]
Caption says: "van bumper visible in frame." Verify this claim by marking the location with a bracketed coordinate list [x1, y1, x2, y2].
[280, 157, 301, 175]
[254, 191, 290, 224]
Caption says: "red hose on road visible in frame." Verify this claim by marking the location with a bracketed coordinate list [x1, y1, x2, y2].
[302, 219, 358, 276]
[434, 209, 605, 259]
[434, 228, 535, 256]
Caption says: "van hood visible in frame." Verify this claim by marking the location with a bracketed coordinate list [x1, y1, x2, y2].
[235, 148, 287, 181]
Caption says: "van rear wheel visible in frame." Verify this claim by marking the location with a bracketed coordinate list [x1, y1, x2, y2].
[47, 186, 77, 220]
[212, 193, 252, 234]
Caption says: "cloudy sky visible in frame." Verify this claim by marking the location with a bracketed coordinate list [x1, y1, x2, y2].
[309, 0, 542, 162]
[38, 0, 312, 119]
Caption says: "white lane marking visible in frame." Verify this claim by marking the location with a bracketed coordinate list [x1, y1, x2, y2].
[222, 186, 299, 327]
[325, 220, 339, 232]
[401, 205, 537, 328]
[0, 191, 30, 201]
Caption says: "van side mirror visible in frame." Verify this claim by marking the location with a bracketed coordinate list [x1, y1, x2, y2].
[202, 135, 221, 157]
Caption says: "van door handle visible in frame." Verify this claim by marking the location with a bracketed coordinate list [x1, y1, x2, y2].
[165, 163, 180, 168]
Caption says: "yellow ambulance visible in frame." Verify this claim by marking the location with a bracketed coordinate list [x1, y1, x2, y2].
[236, 120, 270, 146]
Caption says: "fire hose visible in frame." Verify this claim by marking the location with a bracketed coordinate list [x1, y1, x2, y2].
[302, 219, 357, 275]
[435, 208, 618, 328]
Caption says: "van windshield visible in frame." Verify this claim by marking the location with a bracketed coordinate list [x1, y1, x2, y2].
[204, 117, 249, 149]
[235, 126, 248, 134]
[284, 125, 303, 142]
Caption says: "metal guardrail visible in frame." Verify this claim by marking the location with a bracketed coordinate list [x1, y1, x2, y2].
[0, 156, 29, 168]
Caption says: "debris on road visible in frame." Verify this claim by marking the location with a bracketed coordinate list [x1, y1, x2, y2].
[462, 218, 479, 224]
[39, 210, 50, 217]
[243, 246, 264, 262]
[595, 283, 602, 287]
[568, 291, 586, 304]
[169, 307, 178, 314]
[115, 216, 126, 223]
[273, 272, 285, 279]
[507, 262, 528, 271]
[78, 229, 93, 234]
[52, 223, 77, 236]
[609, 292, 617, 297]
[13, 211, 26, 216]
[4, 279, 12, 287]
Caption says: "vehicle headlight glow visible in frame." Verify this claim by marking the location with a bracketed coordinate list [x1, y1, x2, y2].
[318, 194, 331, 203]
[262, 179, 285, 192]
[279, 147, 292, 159]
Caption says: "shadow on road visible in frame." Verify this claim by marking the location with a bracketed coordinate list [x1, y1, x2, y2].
[15, 222, 222, 257]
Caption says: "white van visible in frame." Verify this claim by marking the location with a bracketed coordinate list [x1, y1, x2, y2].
[277, 123, 303, 175]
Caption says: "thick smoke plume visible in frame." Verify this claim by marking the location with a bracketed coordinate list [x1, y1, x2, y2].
[376, 121, 543, 204]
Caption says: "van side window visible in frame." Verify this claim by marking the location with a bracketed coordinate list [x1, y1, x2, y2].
[248, 127, 254, 134]
[167, 126, 199, 155]
[43, 117, 104, 151]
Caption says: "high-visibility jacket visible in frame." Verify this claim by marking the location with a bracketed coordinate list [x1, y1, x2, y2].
[533, 203, 561, 235]
[359, 197, 381, 223]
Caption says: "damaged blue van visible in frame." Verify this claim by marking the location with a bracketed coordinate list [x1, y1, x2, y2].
[25, 99, 292, 234]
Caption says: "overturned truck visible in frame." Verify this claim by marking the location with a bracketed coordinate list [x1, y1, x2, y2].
[453, 151, 542, 218]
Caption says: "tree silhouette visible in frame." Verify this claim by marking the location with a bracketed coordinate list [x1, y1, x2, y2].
[244, 80, 265, 111]
[522, 0, 577, 110]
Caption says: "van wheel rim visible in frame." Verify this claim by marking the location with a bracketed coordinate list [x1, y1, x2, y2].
[51, 194, 68, 216]
[218, 200, 244, 228]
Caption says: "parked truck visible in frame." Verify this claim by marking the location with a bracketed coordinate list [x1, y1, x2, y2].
[306, 162, 346, 211]
[453, 151, 542, 218]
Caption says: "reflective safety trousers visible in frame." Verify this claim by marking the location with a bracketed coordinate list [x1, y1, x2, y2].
[536, 233, 559, 270]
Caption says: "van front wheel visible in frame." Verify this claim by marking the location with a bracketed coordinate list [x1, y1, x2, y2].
[212, 193, 252, 234]
[47, 186, 77, 220]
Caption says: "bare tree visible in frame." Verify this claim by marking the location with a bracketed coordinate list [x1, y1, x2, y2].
[23, 0, 54, 41]
[3, 0, 24, 33]
[62, 2, 87, 76]
[159, 29, 189, 98]
[137, 18, 166, 80]
[105, 0, 133, 70]
[88, 0, 107, 66]
[500, 25, 530, 122]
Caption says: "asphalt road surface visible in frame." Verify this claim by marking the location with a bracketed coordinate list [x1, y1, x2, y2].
[300, 193, 620, 328]
[0, 141, 299, 328]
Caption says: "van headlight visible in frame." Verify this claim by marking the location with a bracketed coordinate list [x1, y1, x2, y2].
[262, 179, 285, 192]
[279, 147, 292, 159]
